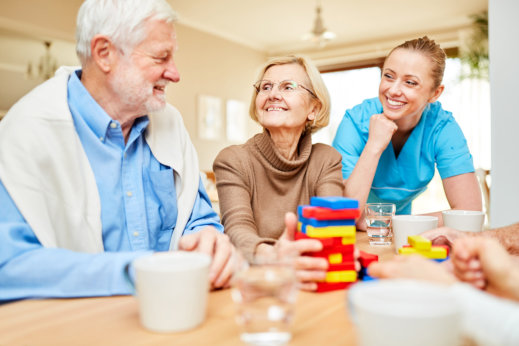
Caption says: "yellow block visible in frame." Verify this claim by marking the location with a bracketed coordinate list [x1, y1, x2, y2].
[328, 253, 342, 264]
[342, 236, 355, 245]
[305, 225, 356, 238]
[408, 235, 431, 250]
[398, 246, 447, 259]
[324, 270, 357, 283]
[398, 247, 418, 255]
[297, 222, 302, 232]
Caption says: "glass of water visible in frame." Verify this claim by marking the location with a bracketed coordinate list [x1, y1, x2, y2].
[231, 257, 298, 346]
[364, 203, 396, 245]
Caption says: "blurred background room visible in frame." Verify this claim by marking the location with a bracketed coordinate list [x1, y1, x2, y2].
[1, 0, 517, 228]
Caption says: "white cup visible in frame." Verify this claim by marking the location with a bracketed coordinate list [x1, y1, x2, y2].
[392, 215, 438, 253]
[348, 279, 462, 346]
[442, 210, 485, 232]
[131, 251, 211, 333]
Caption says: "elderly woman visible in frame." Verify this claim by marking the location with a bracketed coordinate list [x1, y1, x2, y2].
[213, 55, 344, 290]
[332, 36, 482, 227]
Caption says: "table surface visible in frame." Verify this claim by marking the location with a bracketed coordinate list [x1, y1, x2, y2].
[0, 232, 396, 346]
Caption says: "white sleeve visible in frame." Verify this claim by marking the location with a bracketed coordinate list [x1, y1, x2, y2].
[451, 283, 519, 346]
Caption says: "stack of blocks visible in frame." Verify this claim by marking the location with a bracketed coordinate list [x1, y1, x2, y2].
[296, 196, 361, 292]
[398, 235, 449, 262]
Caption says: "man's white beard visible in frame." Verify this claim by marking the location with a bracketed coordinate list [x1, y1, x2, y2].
[111, 64, 167, 115]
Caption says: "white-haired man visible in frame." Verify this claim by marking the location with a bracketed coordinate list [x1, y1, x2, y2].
[0, 0, 236, 301]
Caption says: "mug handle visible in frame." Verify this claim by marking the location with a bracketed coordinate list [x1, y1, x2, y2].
[123, 262, 136, 293]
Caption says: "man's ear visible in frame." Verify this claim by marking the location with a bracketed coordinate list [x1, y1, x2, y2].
[428, 84, 445, 103]
[90, 35, 117, 73]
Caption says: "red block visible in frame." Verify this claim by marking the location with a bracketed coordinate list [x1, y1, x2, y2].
[295, 232, 355, 251]
[328, 261, 356, 271]
[359, 250, 378, 268]
[315, 281, 355, 293]
[302, 206, 360, 220]
[307, 245, 355, 265]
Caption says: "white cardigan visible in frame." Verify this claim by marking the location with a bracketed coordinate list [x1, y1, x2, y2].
[0, 67, 199, 253]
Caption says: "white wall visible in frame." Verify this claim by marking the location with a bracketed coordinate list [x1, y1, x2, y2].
[489, 0, 519, 227]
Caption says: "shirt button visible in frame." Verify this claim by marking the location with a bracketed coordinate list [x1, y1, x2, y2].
[133, 231, 139, 237]
[110, 122, 117, 129]
[126, 191, 133, 197]
[99, 136, 104, 141]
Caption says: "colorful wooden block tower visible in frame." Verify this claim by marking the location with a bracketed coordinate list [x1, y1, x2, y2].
[398, 235, 449, 262]
[296, 196, 362, 292]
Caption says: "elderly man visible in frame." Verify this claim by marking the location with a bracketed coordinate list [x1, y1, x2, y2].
[0, 0, 235, 301]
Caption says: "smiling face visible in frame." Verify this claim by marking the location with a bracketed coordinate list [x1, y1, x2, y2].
[255, 63, 317, 135]
[110, 19, 180, 115]
[379, 48, 443, 128]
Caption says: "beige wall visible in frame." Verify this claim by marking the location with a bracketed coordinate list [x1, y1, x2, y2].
[168, 24, 265, 171]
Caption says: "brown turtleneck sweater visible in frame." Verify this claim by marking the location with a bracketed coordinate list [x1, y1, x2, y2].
[213, 131, 344, 261]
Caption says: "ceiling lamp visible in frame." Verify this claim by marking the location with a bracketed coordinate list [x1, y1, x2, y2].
[302, 1, 336, 48]
[26, 41, 58, 81]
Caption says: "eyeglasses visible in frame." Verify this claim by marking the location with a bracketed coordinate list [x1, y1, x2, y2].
[253, 80, 316, 98]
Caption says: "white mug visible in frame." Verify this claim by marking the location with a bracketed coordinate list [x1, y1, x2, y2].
[442, 210, 485, 232]
[129, 251, 211, 333]
[392, 215, 438, 254]
[348, 280, 462, 346]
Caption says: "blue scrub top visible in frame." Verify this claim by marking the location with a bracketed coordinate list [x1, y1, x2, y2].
[332, 97, 474, 214]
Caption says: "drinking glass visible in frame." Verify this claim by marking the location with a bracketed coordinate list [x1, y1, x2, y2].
[231, 258, 298, 346]
[364, 203, 396, 245]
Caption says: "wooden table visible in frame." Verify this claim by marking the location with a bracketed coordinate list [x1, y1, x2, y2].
[0, 232, 395, 345]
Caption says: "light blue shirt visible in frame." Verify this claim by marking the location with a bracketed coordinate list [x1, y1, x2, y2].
[332, 97, 474, 214]
[0, 70, 222, 301]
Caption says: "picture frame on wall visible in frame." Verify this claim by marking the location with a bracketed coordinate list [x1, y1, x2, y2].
[197, 95, 223, 140]
[225, 99, 247, 142]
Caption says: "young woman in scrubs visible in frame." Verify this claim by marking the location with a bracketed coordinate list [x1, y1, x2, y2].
[332, 36, 482, 228]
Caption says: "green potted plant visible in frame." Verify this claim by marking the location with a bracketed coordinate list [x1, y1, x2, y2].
[460, 11, 488, 80]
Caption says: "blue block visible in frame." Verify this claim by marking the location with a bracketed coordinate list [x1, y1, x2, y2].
[361, 274, 378, 282]
[299, 215, 356, 227]
[310, 196, 359, 210]
[433, 257, 450, 263]
[297, 205, 309, 219]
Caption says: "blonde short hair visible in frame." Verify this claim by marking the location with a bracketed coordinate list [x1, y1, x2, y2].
[249, 55, 330, 134]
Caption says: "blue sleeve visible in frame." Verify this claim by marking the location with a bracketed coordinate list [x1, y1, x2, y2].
[332, 109, 367, 179]
[434, 117, 475, 178]
[182, 177, 223, 235]
[0, 180, 150, 302]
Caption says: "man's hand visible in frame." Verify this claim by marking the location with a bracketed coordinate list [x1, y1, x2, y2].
[178, 226, 241, 290]
[368, 255, 457, 285]
[452, 237, 519, 302]
[420, 226, 468, 248]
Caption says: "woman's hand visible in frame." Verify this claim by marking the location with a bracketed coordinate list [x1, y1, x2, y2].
[257, 212, 362, 291]
[365, 113, 398, 155]
[275, 213, 329, 291]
